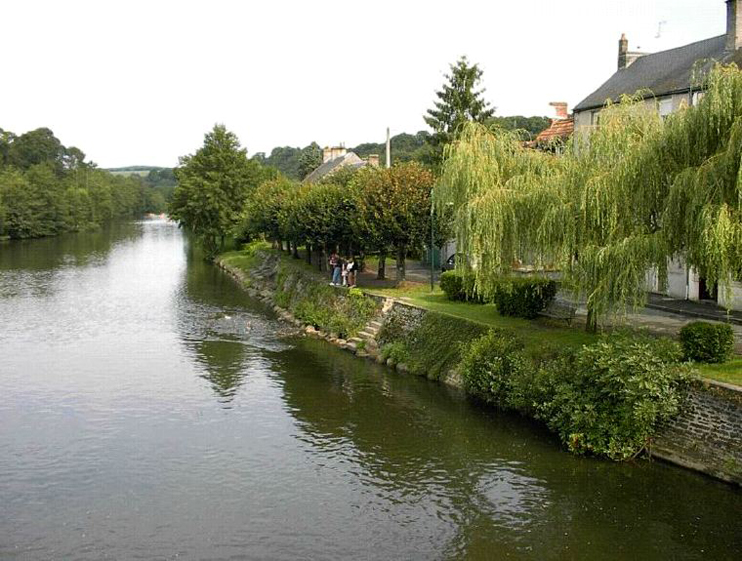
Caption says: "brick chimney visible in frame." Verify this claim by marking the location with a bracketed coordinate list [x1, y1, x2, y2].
[728, 0, 741, 52]
[366, 154, 380, 167]
[323, 146, 347, 163]
[549, 102, 568, 120]
[618, 33, 629, 70]
[617, 34, 649, 70]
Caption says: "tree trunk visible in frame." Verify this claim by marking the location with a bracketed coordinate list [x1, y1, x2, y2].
[305, 244, 312, 265]
[585, 305, 598, 333]
[377, 253, 386, 280]
[396, 245, 406, 282]
[292, 240, 299, 259]
[320, 244, 327, 272]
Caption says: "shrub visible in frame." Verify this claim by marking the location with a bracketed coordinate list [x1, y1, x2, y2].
[537, 333, 691, 460]
[679, 321, 734, 363]
[381, 341, 410, 363]
[460, 329, 529, 406]
[490, 276, 557, 319]
[404, 313, 487, 379]
[439, 270, 478, 301]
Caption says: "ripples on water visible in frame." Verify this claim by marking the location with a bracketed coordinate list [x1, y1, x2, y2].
[1, 220, 740, 560]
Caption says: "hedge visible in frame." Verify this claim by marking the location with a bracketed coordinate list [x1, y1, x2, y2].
[491, 276, 557, 319]
[679, 321, 734, 363]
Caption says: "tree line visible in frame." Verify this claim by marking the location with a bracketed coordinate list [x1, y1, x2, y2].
[0, 127, 168, 239]
[170, 57, 499, 273]
[169, 125, 447, 280]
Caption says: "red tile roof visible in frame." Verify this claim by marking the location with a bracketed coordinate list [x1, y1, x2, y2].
[535, 117, 574, 143]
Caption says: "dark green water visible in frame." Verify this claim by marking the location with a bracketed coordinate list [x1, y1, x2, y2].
[0, 219, 740, 560]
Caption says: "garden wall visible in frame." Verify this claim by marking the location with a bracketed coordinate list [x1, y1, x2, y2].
[652, 380, 742, 485]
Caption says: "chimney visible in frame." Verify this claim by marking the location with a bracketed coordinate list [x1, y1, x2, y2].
[323, 146, 347, 163]
[618, 33, 629, 70]
[549, 102, 568, 119]
[367, 154, 380, 167]
[330, 146, 346, 160]
[617, 33, 648, 70]
[727, 0, 741, 52]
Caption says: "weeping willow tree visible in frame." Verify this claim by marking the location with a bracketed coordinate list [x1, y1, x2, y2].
[438, 64, 742, 331]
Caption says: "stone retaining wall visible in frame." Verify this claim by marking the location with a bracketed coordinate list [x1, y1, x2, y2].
[653, 381, 742, 485]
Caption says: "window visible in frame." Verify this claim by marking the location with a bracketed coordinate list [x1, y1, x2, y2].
[659, 98, 673, 119]
[590, 110, 600, 125]
[692, 91, 705, 106]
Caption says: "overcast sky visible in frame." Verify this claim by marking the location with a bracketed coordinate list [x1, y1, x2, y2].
[2, 0, 726, 168]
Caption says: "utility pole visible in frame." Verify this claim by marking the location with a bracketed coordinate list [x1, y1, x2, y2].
[430, 191, 435, 291]
[385, 127, 391, 168]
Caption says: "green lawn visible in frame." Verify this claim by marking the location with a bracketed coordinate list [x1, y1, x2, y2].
[367, 282, 742, 387]
[696, 359, 742, 386]
[366, 283, 596, 355]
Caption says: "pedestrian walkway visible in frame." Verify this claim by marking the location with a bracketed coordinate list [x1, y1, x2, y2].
[646, 293, 742, 325]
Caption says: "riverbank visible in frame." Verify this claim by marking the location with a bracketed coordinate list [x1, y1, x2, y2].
[217, 247, 742, 485]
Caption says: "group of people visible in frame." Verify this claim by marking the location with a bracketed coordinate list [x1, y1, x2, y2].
[329, 252, 358, 288]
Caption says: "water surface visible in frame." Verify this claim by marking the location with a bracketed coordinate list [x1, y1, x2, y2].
[1, 220, 740, 560]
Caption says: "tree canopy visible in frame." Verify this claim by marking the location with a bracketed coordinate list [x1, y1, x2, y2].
[170, 124, 275, 257]
[0, 127, 161, 239]
[424, 56, 495, 163]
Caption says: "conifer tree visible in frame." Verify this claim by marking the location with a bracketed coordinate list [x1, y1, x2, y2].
[424, 56, 495, 163]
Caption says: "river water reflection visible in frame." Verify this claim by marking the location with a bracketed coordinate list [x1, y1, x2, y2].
[0, 219, 740, 560]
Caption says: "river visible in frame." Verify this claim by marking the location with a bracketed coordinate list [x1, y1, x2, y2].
[0, 218, 740, 560]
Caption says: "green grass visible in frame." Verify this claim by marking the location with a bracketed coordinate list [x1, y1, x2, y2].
[367, 283, 595, 356]
[696, 359, 742, 386]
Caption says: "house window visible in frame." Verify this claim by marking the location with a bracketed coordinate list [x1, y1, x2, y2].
[590, 110, 600, 125]
[659, 98, 673, 119]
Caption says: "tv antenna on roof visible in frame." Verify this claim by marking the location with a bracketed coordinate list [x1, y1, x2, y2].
[655, 20, 667, 39]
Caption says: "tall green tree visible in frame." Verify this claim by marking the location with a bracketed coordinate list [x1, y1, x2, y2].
[355, 162, 436, 281]
[169, 124, 268, 258]
[424, 56, 495, 164]
[298, 142, 323, 179]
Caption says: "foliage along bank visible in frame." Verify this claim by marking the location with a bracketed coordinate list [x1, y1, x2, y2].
[222, 245, 695, 464]
[0, 127, 166, 239]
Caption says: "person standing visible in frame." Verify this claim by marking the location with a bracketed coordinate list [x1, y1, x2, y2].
[329, 252, 339, 285]
[331, 255, 343, 286]
[346, 256, 356, 288]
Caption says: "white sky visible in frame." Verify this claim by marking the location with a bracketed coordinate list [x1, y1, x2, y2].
[2, 0, 726, 168]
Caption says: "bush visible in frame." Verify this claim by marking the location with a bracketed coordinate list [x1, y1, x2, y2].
[380, 341, 410, 364]
[439, 270, 478, 301]
[679, 321, 734, 363]
[460, 329, 529, 406]
[537, 333, 691, 460]
[490, 276, 557, 319]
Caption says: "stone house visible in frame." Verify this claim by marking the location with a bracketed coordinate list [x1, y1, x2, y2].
[573, 0, 742, 308]
[302, 146, 379, 183]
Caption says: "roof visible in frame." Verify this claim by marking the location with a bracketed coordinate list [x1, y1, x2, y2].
[535, 117, 574, 143]
[575, 35, 742, 112]
[303, 152, 365, 183]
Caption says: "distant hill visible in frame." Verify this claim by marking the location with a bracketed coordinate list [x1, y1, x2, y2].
[106, 166, 169, 177]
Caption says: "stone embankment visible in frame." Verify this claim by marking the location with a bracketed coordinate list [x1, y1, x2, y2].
[217, 251, 742, 486]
